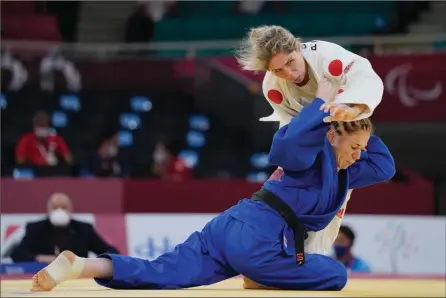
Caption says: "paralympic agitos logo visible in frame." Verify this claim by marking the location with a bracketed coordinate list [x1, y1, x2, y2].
[385, 64, 443, 108]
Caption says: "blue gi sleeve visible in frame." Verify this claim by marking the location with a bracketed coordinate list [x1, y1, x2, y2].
[348, 135, 396, 189]
[268, 98, 330, 171]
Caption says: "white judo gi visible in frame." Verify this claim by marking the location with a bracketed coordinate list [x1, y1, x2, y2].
[260, 40, 384, 255]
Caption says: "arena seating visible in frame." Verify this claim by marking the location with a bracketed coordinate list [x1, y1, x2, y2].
[1, 1, 60, 41]
[1, 1, 35, 14]
[152, 2, 395, 41]
[2, 15, 60, 41]
[1, 88, 272, 179]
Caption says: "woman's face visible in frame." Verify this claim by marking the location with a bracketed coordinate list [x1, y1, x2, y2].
[328, 129, 371, 170]
[267, 49, 307, 83]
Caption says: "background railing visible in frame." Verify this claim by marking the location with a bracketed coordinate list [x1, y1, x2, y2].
[3, 33, 446, 59]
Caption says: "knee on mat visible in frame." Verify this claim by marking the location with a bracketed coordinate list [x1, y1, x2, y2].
[331, 266, 348, 290]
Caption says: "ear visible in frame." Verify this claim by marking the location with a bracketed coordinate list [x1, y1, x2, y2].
[327, 129, 336, 145]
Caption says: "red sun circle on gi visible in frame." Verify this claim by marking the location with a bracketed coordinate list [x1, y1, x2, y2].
[267, 89, 283, 104]
[328, 59, 343, 77]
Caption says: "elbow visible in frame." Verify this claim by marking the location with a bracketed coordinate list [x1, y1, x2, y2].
[375, 75, 384, 101]
[381, 156, 396, 182]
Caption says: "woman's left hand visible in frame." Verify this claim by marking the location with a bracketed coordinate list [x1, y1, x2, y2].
[320, 103, 366, 122]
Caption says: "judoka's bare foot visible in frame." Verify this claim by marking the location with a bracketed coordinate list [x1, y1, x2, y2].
[31, 250, 85, 292]
[31, 268, 56, 292]
[242, 276, 279, 290]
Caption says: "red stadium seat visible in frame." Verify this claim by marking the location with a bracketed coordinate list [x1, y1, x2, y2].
[1, 1, 35, 15]
[2, 14, 60, 41]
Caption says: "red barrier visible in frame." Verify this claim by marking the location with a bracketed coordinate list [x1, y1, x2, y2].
[0, 178, 123, 213]
[1, 178, 434, 215]
[94, 214, 128, 255]
[123, 179, 262, 213]
[123, 179, 434, 215]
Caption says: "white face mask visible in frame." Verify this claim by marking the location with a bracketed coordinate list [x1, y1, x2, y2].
[153, 151, 167, 163]
[35, 127, 49, 138]
[49, 208, 71, 227]
[107, 145, 118, 157]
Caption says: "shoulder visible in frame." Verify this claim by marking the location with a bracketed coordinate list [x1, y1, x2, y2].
[262, 71, 279, 92]
[302, 40, 356, 60]
[71, 219, 94, 231]
[262, 72, 285, 105]
[19, 133, 35, 141]
[50, 133, 64, 142]
[352, 257, 371, 272]
[25, 219, 49, 231]
[303, 40, 346, 52]
[173, 157, 190, 172]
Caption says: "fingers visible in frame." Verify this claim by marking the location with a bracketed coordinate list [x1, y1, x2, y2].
[316, 77, 343, 104]
[319, 102, 332, 113]
[330, 105, 347, 121]
[320, 103, 353, 121]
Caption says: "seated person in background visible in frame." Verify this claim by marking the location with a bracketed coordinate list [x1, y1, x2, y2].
[235, 0, 265, 14]
[15, 111, 73, 166]
[90, 132, 128, 177]
[333, 225, 371, 273]
[11, 193, 119, 264]
[124, 3, 155, 43]
[152, 139, 193, 182]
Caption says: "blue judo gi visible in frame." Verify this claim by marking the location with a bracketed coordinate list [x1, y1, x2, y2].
[94, 98, 395, 291]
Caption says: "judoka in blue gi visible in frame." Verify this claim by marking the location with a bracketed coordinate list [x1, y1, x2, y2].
[30, 79, 395, 292]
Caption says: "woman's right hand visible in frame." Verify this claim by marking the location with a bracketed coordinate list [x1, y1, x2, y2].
[316, 78, 340, 104]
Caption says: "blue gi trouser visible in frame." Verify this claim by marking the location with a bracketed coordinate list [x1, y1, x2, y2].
[95, 211, 347, 290]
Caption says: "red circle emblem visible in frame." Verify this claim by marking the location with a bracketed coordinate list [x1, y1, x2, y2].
[328, 59, 343, 77]
[267, 89, 283, 104]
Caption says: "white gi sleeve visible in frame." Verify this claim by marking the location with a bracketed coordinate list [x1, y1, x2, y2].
[259, 101, 294, 128]
[259, 74, 294, 128]
[319, 41, 384, 120]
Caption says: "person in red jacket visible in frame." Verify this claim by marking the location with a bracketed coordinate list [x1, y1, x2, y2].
[15, 111, 73, 166]
[152, 139, 192, 181]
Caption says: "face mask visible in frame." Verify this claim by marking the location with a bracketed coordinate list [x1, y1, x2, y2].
[107, 145, 118, 157]
[153, 151, 167, 163]
[35, 127, 49, 138]
[49, 208, 71, 227]
[334, 245, 350, 258]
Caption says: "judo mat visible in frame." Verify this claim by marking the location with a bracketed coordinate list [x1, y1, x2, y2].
[1, 276, 445, 297]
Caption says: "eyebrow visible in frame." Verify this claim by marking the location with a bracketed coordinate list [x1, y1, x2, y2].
[271, 58, 292, 72]
[352, 142, 366, 150]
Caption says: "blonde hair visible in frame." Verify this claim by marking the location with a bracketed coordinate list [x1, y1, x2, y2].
[235, 25, 301, 72]
[332, 119, 374, 135]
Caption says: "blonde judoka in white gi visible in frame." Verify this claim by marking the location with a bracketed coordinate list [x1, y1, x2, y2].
[236, 25, 384, 257]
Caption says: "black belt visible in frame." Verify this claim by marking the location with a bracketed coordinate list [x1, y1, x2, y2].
[251, 187, 308, 266]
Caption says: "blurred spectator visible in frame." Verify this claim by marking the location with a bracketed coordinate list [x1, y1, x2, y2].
[333, 225, 371, 273]
[124, 3, 155, 43]
[152, 139, 193, 181]
[141, 1, 177, 23]
[236, 0, 265, 14]
[10, 193, 119, 264]
[15, 111, 73, 166]
[90, 132, 128, 177]
[45, 1, 80, 42]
